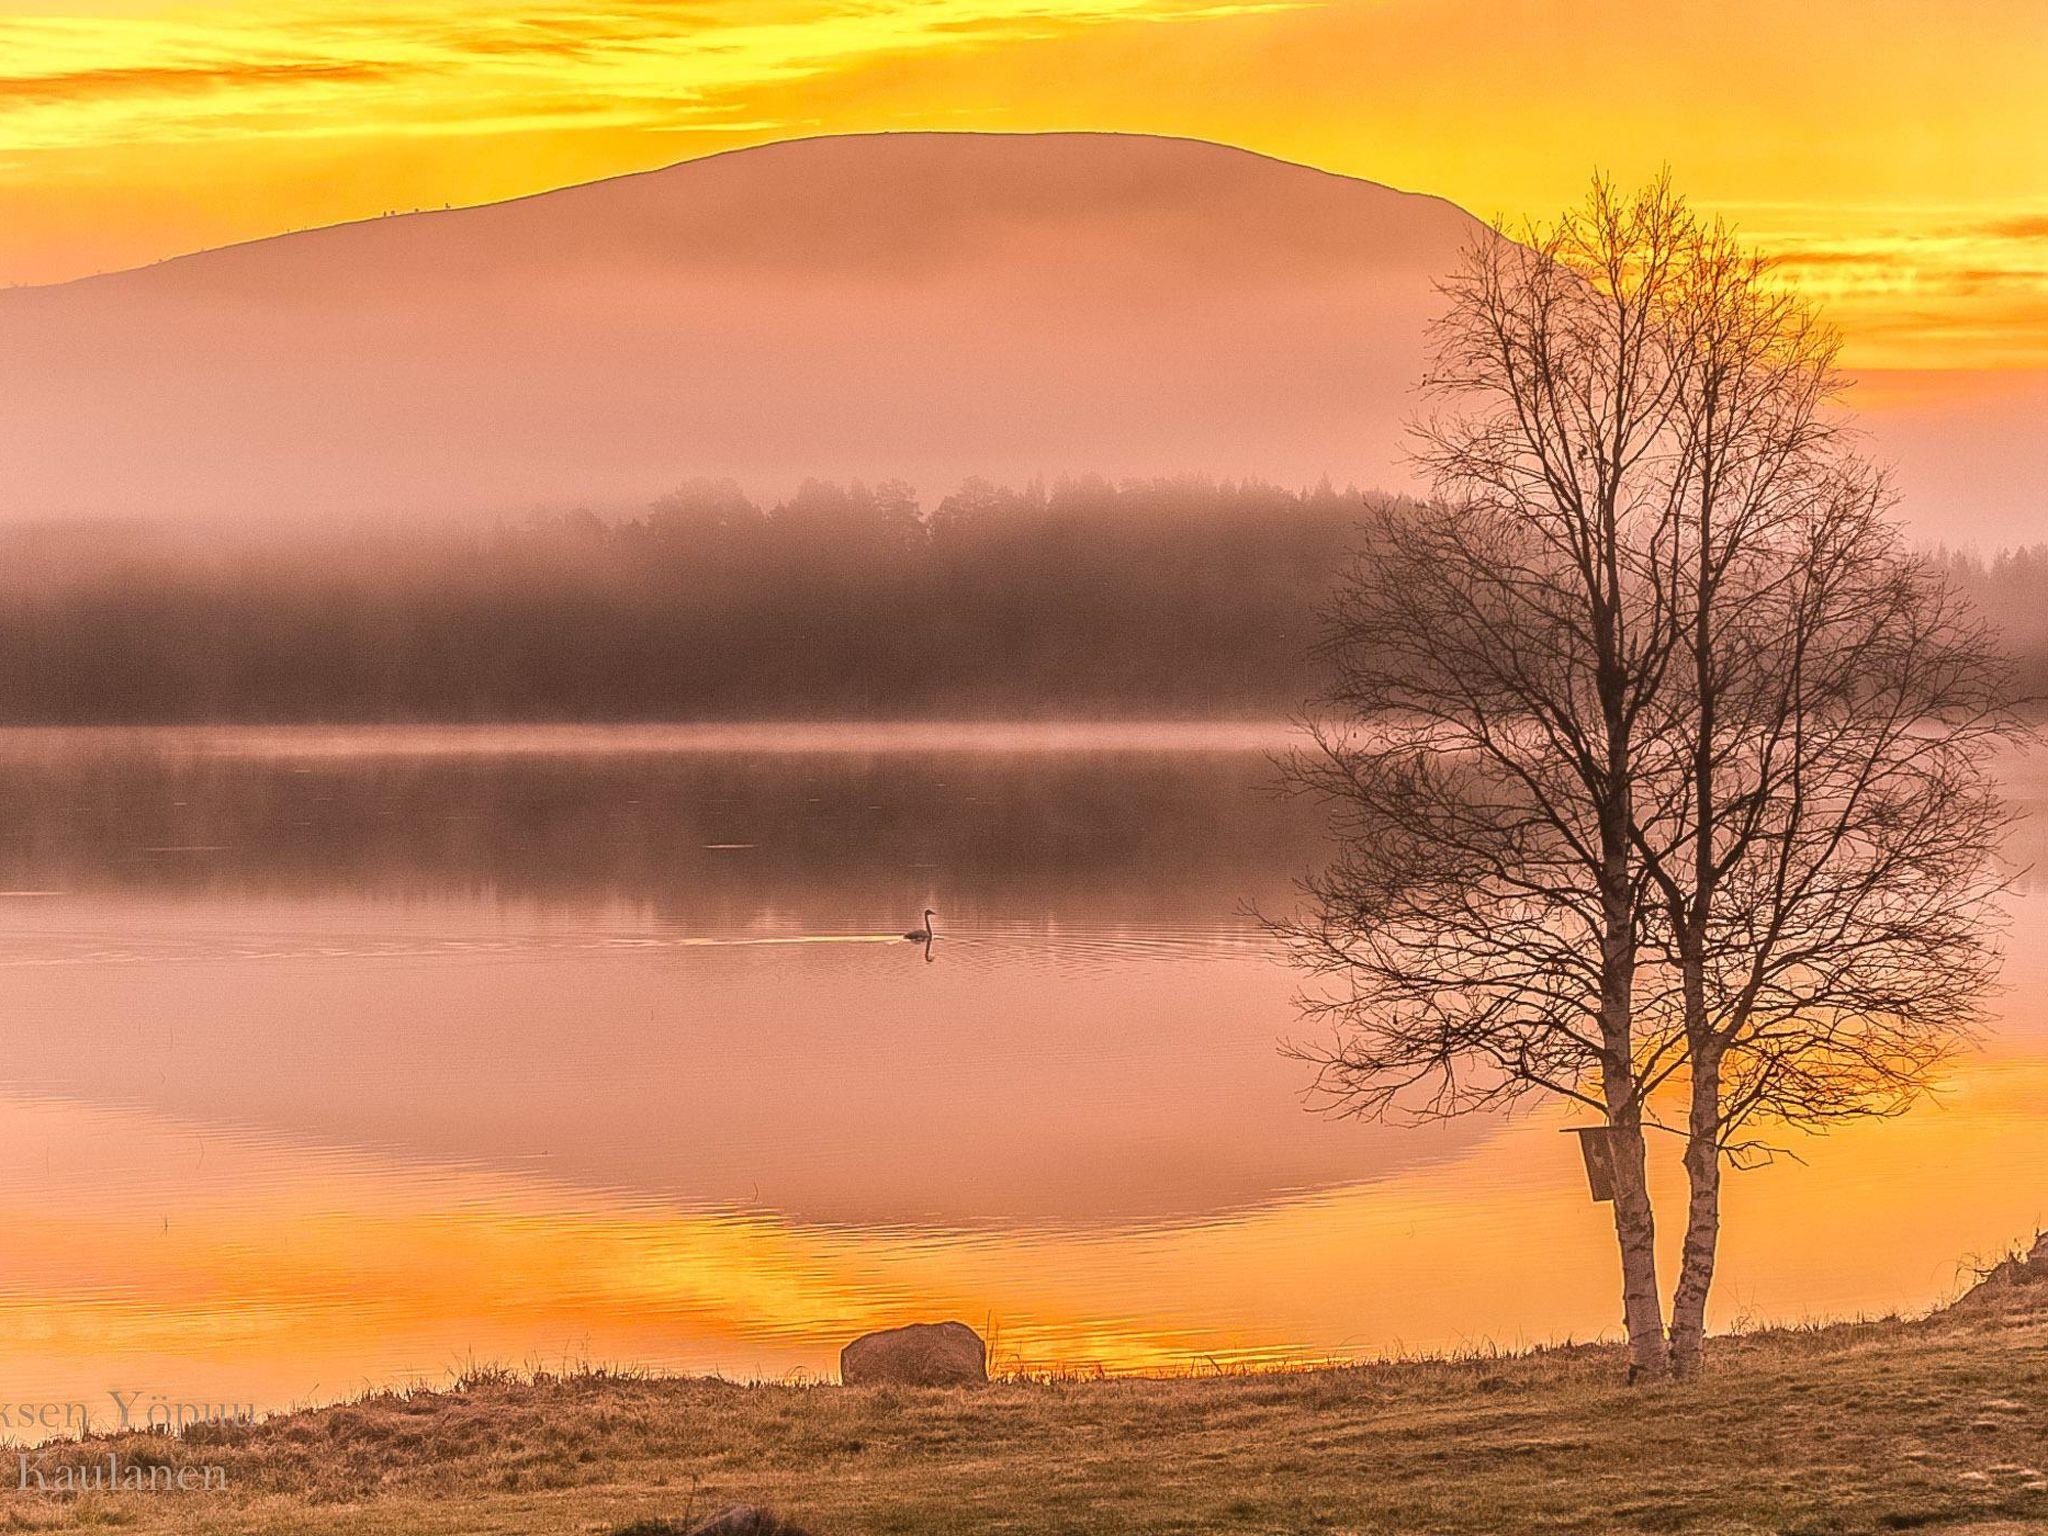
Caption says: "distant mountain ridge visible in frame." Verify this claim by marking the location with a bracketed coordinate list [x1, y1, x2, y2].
[0, 132, 1478, 524]
[0, 131, 2034, 541]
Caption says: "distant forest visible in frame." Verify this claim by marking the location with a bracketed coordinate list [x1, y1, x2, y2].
[0, 477, 2039, 722]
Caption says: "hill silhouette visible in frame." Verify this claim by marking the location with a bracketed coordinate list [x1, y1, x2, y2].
[0, 133, 1480, 524]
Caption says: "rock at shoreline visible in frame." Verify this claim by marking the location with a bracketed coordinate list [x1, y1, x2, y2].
[840, 1321, 988, 1387]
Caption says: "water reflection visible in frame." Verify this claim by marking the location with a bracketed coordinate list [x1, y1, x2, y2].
[0, 724, 2041, 1415]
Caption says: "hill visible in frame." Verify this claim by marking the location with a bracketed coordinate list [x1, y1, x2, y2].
[0, 133, 1479, 524]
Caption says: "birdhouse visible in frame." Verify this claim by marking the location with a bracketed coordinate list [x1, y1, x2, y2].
[1565, 1125, 1619, 1203]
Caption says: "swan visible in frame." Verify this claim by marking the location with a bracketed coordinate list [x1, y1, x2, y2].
[904, 909, 937, 943]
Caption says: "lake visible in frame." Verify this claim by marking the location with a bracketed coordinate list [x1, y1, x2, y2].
[0, 722, 2042, 1419]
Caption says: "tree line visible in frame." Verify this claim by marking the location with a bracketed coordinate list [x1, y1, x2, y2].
[0, 478, 1360, 722]
[0, 480, 2037, 723]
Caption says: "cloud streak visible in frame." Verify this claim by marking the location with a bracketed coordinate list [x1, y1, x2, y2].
[0, 59, 409, 105]
[1760, 216, 2048, 368]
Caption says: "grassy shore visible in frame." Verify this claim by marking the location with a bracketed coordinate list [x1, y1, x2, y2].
[8, 1270, 2048, 1536]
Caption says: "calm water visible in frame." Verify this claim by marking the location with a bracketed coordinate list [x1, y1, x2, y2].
[0, 723, 2042, 1417]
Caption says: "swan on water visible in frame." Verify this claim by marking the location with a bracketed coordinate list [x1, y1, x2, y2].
[904, 909, 937, 943]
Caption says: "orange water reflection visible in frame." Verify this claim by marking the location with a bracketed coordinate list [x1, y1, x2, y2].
[0, 727, 2041, 1420]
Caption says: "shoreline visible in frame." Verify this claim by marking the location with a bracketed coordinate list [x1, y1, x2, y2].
[6, 1274, 2044, 1533]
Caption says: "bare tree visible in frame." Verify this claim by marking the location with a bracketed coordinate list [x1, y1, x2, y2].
[1281, 177, 2018, 1381]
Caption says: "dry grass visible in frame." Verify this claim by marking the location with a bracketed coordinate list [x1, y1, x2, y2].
[6, 1294, 2048, 1536]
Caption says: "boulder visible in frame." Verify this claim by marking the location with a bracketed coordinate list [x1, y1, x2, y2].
[839, 1321, 988, 1387]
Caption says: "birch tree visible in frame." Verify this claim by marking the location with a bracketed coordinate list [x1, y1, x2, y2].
[1283, 177, 2016, 1381]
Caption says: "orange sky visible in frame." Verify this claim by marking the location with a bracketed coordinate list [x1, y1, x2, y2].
[3, 0, 2047, 370]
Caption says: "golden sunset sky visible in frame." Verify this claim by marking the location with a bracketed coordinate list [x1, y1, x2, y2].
[2, 0, 2045, 370]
